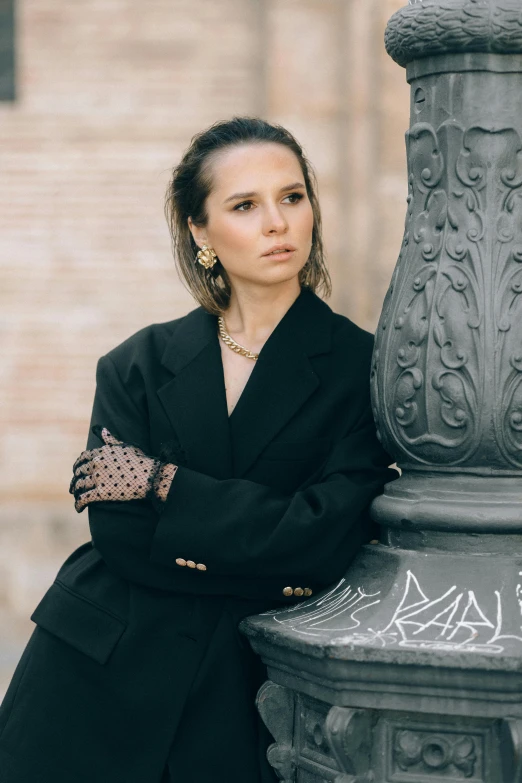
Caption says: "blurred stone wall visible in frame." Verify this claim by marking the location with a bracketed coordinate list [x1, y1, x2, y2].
[0, 0, 409, 692]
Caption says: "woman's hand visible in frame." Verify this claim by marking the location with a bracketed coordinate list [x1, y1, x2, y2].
[69, 426, 177, 512]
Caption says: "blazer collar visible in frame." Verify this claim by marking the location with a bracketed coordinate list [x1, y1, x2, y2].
[157, 289, 334, 478]
[160, 288, 332, 373]
[157, 307, 232, 479]
[228, 289, 332, 476]
[160, 306, 217, 376]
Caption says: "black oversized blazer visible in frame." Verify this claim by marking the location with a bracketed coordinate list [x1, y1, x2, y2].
[0, 289, 395, 783]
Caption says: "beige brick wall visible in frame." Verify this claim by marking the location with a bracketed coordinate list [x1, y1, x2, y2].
[1, 0, 261, 502]
[0, 0, 408, 690]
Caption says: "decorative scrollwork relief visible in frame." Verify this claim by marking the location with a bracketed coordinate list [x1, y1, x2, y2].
[373, 120, 522, 470]
[500, 718, 522, 783]
[394, 729, 477, 777]
[385, 0, 522, 68]
[325, 707, 373, 782]
[374, 120, 482, 466]
[491, 129, 522, 467]
[303, 712, 331, 756]
[256, 681, 296, 782]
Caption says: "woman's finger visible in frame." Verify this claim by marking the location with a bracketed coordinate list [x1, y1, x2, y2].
[91, 424, 124, 447]
[72, 445, 107, 475]
[73, 479, 95, 502]
[74, 476, 95, 494]
[69, 462, 96, 495]
[74, 487, 98, 513]
[72, 449, 93, 474]
[74, 460, 96, 478]
[68, 474, 77, 494]
[100, 427, 125, 446]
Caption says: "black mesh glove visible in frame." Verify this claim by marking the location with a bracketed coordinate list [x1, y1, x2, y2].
[69, 425, 177, 513]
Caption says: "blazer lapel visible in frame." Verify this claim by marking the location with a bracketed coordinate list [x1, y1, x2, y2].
[157, 307, 233, 480]
[229, 290, 333, 477]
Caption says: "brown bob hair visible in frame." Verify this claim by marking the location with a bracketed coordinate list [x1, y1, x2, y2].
[164, 116, 331, 315]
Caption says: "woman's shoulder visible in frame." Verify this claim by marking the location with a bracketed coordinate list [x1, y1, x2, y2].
[328, 306, 375, 363]
[331, 309, 374, 342]
[301, 289, 375, 354]
[100, 305, 202, 370]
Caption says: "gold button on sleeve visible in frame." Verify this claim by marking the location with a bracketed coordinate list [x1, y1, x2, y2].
[293, 587, 304, 597]
[186, 560, 196, 569]
[304, 588, 313, 597]
[282, 586, 293, 597]
[196, 563, 207, 571]
[175, 558, 187, 567]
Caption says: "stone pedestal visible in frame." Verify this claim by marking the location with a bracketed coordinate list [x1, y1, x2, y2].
[241, 2, 522, 780]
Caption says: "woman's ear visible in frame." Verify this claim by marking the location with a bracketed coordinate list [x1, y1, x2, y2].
[187, 216, 207, 249]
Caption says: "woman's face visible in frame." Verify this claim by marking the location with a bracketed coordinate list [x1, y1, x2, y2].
[189, 142, 314, 291]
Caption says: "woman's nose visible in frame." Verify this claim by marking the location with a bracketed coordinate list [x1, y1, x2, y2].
[263, 205, 288, 234]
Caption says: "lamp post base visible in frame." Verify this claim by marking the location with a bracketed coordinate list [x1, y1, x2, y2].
[241, 542, 522, 782]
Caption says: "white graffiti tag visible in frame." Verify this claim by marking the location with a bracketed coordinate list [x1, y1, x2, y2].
[336, 571, 522, 654]
[263, 579, 382, 638]
[269, 571, 522, 655]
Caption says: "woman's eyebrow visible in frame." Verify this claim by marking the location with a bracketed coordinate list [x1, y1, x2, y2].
[223, 181, 306, 204]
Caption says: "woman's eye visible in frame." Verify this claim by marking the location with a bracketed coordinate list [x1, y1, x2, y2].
[233, 193, 304, 211]
[283, 192, 304, 204]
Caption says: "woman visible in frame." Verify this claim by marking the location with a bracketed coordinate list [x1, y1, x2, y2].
[0, 117, 395, 783]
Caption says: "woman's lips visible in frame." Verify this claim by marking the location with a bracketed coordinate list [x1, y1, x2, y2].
[262, 246, 296, 261]
[263, 250, 295, 261]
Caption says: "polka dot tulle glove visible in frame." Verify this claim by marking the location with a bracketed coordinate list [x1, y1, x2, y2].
[69, 425, 178, 513]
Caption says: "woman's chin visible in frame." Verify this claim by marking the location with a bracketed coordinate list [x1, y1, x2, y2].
[230, 265, 303, 290]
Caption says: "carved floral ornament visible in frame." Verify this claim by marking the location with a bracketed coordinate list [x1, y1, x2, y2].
[394, 729, 477, 776]
[386, 0, 522, 68]
[371, 120, 522, 470]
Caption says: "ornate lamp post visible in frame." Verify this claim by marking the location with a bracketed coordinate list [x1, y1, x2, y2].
[241, 1, 522, 780]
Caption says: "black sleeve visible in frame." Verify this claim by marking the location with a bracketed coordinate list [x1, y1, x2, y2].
[87, 353, 396, 597]
[149, 405, 395, 583]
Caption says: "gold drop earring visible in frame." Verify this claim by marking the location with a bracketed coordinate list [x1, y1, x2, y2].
[196, 244, 218, 270]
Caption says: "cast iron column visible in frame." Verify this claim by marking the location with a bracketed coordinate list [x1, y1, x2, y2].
[241, 1, 522, 781]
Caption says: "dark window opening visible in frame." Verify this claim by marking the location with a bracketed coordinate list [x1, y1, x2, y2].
[0, 0, 15, 101]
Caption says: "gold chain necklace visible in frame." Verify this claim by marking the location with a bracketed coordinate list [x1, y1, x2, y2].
[217, 316, 259, 361]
